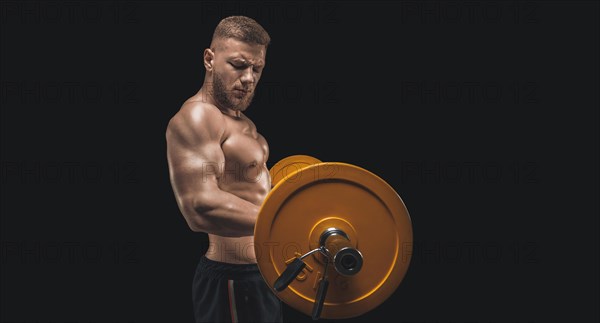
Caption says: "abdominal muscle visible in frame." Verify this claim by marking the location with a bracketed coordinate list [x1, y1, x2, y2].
[205, 234, 257, 264]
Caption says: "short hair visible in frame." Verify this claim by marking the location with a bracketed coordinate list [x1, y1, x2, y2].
[211, 16, 271, 48]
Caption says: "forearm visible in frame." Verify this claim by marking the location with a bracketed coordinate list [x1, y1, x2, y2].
[183, 189, 260, 237]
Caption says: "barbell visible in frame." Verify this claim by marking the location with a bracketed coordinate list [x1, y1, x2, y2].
[254, 155, 413, 320]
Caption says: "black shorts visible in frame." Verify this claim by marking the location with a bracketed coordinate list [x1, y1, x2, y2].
[192, 256, 283, 323]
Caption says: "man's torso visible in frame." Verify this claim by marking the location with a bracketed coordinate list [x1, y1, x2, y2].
[185, 95, 270, 264]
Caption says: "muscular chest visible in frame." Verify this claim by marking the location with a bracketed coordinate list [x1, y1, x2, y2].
[221, 117, 267, 169]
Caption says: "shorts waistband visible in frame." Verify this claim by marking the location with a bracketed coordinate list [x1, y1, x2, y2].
[196, 256, 262, 280]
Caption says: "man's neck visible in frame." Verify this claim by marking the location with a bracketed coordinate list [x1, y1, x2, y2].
[197, 87, 242, 119]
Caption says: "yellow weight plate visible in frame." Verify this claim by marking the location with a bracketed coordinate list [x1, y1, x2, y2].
[269, 155, 322, 188]
[254, 162, 413, 319]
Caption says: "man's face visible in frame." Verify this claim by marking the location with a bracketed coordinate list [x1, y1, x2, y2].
[209, 38, 266, 112]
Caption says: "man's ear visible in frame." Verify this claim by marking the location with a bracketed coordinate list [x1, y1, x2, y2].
[204, 48, 214, 72]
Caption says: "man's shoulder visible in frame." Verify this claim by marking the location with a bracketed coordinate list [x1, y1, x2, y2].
[170, 100, 224, 127]
[177, 100, 223, 123]
[167, 100, 225, 141]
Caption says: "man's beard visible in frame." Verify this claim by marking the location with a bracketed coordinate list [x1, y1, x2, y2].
[212, 71, 255, 112]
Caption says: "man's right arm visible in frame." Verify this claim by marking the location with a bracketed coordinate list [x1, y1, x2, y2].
[166, 103, 260, 237]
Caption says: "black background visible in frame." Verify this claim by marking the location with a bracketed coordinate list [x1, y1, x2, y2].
[1, 1, 598, 322]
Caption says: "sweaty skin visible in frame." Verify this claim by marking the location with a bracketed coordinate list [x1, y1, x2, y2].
[166, 38, 269, 264]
